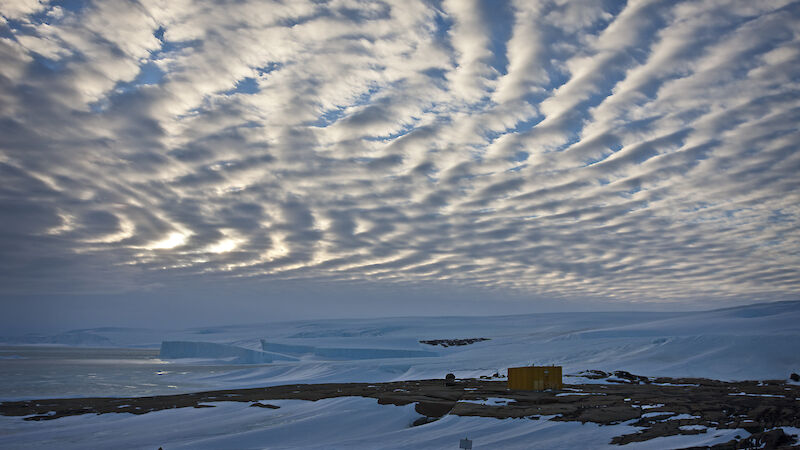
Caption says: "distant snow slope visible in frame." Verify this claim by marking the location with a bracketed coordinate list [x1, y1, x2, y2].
[260, 340, 438, 360]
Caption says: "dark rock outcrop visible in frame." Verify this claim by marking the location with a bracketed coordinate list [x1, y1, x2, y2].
[419, 338, 490, 347]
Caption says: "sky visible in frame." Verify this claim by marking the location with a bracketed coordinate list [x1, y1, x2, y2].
[1, 0, 799, 333]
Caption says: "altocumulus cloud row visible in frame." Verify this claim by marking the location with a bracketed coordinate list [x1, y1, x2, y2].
[0, 0, 798, 301]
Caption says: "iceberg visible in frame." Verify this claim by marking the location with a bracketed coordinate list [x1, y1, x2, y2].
[160, 341, 296, 364]
[260, 341, 316, 355]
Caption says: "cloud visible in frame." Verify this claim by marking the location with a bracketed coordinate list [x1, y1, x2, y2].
[0, 0, 798, 307]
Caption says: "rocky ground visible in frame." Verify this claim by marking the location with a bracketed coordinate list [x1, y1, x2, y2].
[1, 373, 798, 449]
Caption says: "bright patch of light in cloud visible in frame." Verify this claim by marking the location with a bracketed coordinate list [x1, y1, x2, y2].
[148, 232, 188, 250]
[205, 238, 238, 254]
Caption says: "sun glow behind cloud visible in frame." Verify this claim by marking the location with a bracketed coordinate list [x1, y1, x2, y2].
[0, 0, 798, 302]
[205, 238, 238, 254]
[147, 232, 188, 250]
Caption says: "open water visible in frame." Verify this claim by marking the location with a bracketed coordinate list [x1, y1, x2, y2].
[0, 346, 255, 400]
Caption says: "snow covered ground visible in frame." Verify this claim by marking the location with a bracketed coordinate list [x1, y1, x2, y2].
[0, 397, 758, 450]
[1, 301, 798, 448]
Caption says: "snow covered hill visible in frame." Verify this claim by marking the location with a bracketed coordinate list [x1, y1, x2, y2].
[5, 301, 799, 385]
[152, 300, 800, 383]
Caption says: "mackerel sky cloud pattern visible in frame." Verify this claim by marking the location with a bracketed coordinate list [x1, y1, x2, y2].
[1, 0, 799, 305]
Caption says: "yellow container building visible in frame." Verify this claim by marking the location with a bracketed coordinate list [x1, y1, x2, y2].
[507, 365, 562, 390]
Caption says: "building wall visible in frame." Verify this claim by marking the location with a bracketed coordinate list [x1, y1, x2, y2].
[508, 366, 562, 390]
